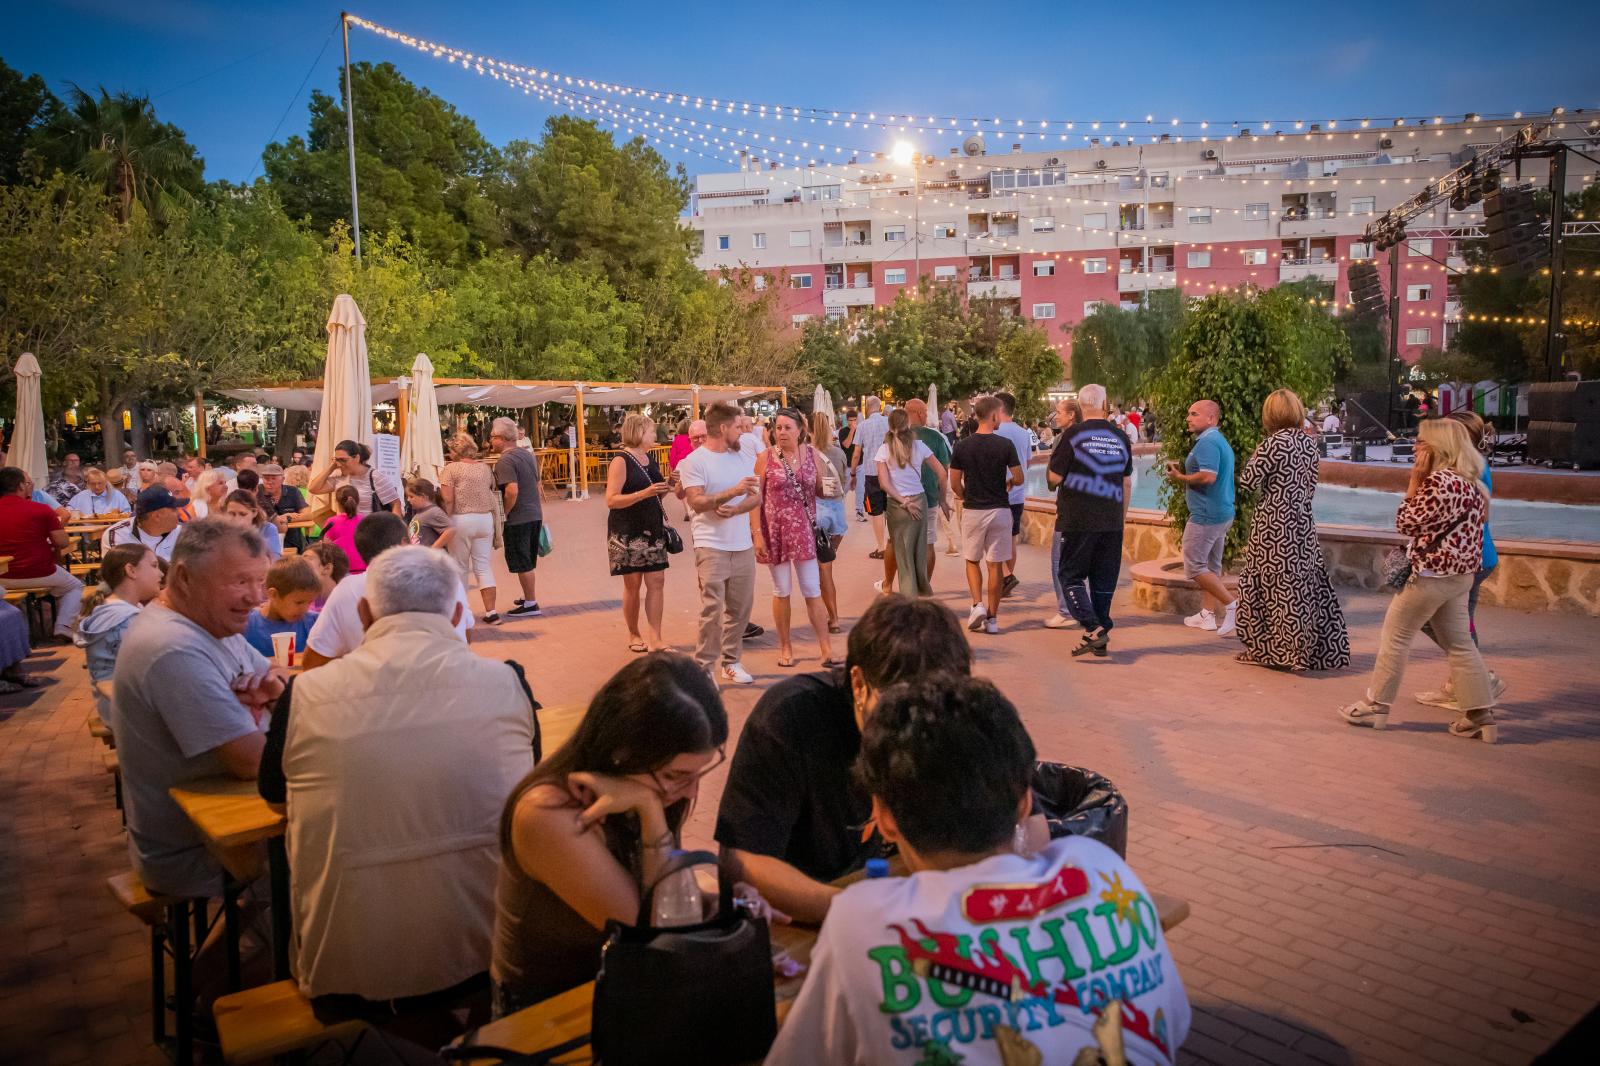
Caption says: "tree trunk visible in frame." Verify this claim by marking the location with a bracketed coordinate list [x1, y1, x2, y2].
[129, 403, 149, 459]
[276, 409, 309, 461]
[97, 375, 125, 466]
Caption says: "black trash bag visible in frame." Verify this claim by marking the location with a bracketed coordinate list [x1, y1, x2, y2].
[1029, 762, 1129, 858]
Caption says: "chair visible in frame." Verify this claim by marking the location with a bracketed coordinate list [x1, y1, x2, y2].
[212, 981, 369, 1065]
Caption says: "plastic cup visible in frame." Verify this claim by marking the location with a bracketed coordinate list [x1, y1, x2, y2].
[270, 632, 295, 668]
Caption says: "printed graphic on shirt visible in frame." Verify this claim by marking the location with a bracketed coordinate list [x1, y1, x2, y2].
[869, 867, 1173, 1064]
[1065, 430, 1131, 504]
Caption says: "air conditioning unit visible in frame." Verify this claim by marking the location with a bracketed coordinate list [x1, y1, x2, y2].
[1202, 149, 1218, 160]
[947, 169, 960, 179]
[1047, 156, 1061, 166]
[1379, 137, 1394, 149]
[1095, 160, 1107, 170]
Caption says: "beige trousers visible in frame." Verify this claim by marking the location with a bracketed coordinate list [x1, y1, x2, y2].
[1368, 572, 1493, 711]
[693, 547, 756, 673]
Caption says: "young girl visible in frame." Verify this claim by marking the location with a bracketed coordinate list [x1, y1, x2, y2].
[405, 478, 456, 552]
[320, 485, 367, 573]
[76, 543, 164, 718]
[221, 489, 283, 559]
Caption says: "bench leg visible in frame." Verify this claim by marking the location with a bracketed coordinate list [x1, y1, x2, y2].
[223, 876, 242, 992]
[169, 901, 192, 1066]
[150, 923, 166, 1047]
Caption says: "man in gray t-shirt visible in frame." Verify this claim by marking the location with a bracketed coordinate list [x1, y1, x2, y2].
[110, 520, 283, 897]
[489, 417, 544, 618]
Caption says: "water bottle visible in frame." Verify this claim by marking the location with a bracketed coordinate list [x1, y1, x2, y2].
[652, 850, 705, 927]
[865, 858, 890, 880]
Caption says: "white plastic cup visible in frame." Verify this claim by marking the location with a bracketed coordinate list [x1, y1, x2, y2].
[270, 632, 295, 668]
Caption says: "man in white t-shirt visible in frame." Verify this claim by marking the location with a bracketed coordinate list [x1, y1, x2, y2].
[769, 674, 1190, 1066]
[676, 401, 761, 686]
[302, 513, 473, 667]
[994, 392, 1036, 597]
[736, 413, 769, 458]
[1321, 409, 1342, 434]
[850, 397, 891, 557]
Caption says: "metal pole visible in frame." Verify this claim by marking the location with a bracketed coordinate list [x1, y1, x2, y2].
[194, 390, 207, 458]
[1387, 242, 1402, 432]
[912, 157, 920, 290]
[1544, 145, 1567, 381]
[340, 13, 361, 262]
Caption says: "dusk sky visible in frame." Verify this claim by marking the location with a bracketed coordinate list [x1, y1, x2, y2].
[5, 0, 1598, 184]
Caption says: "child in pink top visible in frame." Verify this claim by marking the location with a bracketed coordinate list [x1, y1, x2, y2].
[320, 485, 367, 573]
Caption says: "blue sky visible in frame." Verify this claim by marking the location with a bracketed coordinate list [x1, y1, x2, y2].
[4, 0, 1598, 183]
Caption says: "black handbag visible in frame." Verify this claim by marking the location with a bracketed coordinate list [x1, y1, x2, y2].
[591, 850, 776, 1066]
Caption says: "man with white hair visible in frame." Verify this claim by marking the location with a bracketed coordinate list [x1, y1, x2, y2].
[489, 416, 543, 618]
[1046, 384, 1133, 659]
[259, 547, 536, 1015]
[848, 396, 890, 558]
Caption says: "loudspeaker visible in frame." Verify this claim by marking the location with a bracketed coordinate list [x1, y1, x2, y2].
[1484, 185, 1545, 276]
[1527, 420, 1600, 469]
[1343, 391, 1392, 438]
[1350, 441, 1368, 463]
[1392, 440, 1416, 461]
[1526, 380, 1600, 423]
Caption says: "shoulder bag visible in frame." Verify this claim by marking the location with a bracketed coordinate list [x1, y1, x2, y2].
[591, 850, 776, 1066]
[1383, 510, 1468, 589]
[624, 451, 682, 554]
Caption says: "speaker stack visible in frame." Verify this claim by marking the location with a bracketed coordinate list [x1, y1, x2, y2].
[1526, 381, 1600, 469]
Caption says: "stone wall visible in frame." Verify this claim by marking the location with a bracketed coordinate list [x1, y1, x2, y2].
[1020, 500, 1600, 616]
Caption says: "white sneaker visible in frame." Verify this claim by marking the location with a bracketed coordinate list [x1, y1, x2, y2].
[1215, 601, 1238, 637]
[1043, 613, 1078, 630]
[967, 603, 987, 632]
[984, 616, 1000, 635]
[1184, 609, 1218, 631]
[721, 662, 754, 685]
[873, 579, 885, 593]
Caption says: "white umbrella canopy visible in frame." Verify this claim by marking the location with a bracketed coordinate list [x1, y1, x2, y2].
[6, 352, 48, 486]
[927, 383, 938, 418]
[400, 352, 444, 485]
[812, 384, 836, 423]
[308, 295, 373, 501]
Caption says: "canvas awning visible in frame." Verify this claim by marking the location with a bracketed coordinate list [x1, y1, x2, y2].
[221, 380, 786, 411]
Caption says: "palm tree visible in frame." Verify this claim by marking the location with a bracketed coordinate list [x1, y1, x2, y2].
[43, 86, 203, 224]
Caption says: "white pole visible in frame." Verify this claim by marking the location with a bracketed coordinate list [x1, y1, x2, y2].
[341, 13, 362, 263]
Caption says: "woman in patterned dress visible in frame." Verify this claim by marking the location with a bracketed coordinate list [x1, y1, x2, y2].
[1234, 389, 1351, 672]
[751, 409, 840, 668]
[605, 414, 672, 653]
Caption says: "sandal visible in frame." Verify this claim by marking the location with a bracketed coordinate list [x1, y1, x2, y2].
[868, 550, 884, 560]
[1338, 700, 1390, 731]
[1448, 710, 1498, 744]
[628, 641, 648, 654]
[776, 654, 796, 668]
[827, 622, 843, 634]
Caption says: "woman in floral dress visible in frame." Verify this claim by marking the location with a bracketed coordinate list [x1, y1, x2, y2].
[750, 410, 840, 668]
[1234, 389, 1351, 672]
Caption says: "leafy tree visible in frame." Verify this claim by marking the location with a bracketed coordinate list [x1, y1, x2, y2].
[320, 224, 464, 377]
[638, 271, 804, 388]
[38, 86, 203, 223]
[1410, 346, 1494, 388]
[0, 59, 61, 184]
[262, 62, 499, 264]
[1147, 286, 1346, 562]
[995, 323, 1064, 422]
[798, 318, 872, 405]
[858, 286, 993, 402]
[1069, 288, 1184, 402]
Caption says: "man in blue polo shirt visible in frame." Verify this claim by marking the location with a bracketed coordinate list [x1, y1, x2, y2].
[1165, 399, 1238, 636]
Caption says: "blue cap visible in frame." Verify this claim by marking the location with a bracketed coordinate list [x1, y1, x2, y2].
[865, 858, 890, 879]
[134, 486, 179, 516]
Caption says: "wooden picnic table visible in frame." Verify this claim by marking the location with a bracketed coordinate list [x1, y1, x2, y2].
[0, 555, 10, 577]
[452, 870, 1190, 1065]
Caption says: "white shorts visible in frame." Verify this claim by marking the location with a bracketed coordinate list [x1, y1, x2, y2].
[961, 508, 1014, 564]
[770, 557, 821, 599]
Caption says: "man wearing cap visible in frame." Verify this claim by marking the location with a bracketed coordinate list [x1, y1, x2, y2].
[256, 463, 311, 551]
[102, 487, 183, 562]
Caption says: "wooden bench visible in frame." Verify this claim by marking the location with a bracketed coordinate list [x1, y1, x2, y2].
[213, 980, 368, 1064]
[107, 871, 205, 1063]
[103, 750, 123, 818]
[87, 713, 113, 742]
[3, 586, 57, 643]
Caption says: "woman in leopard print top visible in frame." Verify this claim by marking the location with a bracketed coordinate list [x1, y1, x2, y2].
[1340, 419, 1499, 743]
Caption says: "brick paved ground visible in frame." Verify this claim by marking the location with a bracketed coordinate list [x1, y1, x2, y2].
[2, 492, 1597, 1065]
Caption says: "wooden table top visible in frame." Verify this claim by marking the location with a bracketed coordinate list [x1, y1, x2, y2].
[0, 556, 9, 576]
[169, 776, 285, 882]
[63, 519, 124, 534]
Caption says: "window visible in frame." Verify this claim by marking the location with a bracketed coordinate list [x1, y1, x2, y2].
[998, 263, 1016, 279]
[791, 273, 813, 289]
[884, 268, 907, 285]
[933, 265, 957, 280]
[1032, 303, 1057, 320]
[805, 185, 841, 202]
[1083, 300, 1106, 317]
[752, 274, 767, 291]
[1406, 328, 1432, 345]
[1083, 257, 1108, 274]
[1031, 216, 1056, 233]
[1245, 203, 1269, 221]
[1188, 207, 1212, 224]
[1406, 284, 1432, 302]
[791, 314, 812, 328]
[933, 223, 956, 239]
[1407, 239, 1433, 257]
[884, 227, 906, 243]
[1083, 212, 1108, 230]
[1351, 196, 1376, 215]
[1187, 251, 1211, 268]
[1349, 242, 1373, 260]
[788, 230, 811, 248]
[1033, 260, 1056, 277]
[716, 234, 730, 250]
[752, 232, 767, 249]
[1242, 248, 1268, 265]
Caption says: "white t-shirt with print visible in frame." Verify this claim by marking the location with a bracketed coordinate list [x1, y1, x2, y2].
[305, 572, 474, 660]
[768, 835, 1190, 1066]
[676, 445, 757, 552]
[874, 439, 934, 499]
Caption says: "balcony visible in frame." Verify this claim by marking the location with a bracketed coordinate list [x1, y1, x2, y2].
[1117, 270, 1177, 291]
[1445, 299, 1462, 322]
[1278, 260, 1340, 283]
[1280, 214, 1341, 238]
[824, 285, 876, 308]
[968, 277, 1022, 300]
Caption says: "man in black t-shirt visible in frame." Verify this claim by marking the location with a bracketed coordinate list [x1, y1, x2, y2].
[714, 597, 972, 923]
[1047, 383, 1133, 658]
[948, 395, 1022, 635]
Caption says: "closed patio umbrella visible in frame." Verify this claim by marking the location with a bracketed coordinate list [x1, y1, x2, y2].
[6, 353, 48, 486]
[308, 295, 373, 505]
[812, 384, 836, 424]
[400, 352, 444, 485]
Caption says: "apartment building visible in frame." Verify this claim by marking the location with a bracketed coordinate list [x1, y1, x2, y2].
[688, 116, 1593, 368]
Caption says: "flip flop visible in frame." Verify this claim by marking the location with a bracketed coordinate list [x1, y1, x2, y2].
[827, 623, 843, 634]
[777, 655, 796, 668]
[628, 641, 648, 654]
[868, 550, 884, 560]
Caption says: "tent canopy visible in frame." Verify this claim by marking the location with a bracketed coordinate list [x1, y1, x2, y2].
[221, 378, 786, 412]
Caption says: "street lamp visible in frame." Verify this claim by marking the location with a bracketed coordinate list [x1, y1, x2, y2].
[891, 142, 919, 287]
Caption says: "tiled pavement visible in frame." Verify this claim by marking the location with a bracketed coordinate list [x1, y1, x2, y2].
[2, 493, 1597, 1065]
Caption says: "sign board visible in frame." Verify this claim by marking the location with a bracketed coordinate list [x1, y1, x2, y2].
[372, 433, 401, 487]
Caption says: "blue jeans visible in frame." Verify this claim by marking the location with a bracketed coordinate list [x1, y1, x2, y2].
[1051, 531, 1070, 615]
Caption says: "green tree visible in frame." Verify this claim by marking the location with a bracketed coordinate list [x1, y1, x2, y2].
[1069, 289, 1184, 402]
[262, 62, 499, 264]
[1410, 346, 1494, 388]
[39, 86, 203, 223]
[1147, 286, 1346, 561]
[798, 318, 872, 405]
[0, 59, 61, 184]
[995, 323, 1064, 422]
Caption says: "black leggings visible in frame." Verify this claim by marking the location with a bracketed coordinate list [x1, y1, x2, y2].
[1057, 530, 1123, 632]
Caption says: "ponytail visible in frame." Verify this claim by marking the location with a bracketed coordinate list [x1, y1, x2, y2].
[80, 543, 153, 617]
[335, 439, 372, 465]
[334, 484, 360, 518]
